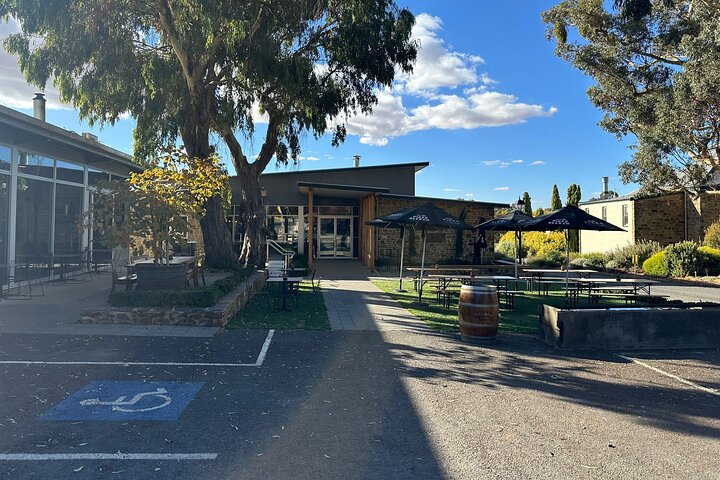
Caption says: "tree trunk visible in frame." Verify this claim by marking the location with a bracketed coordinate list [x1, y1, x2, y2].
[237, 164, 266, 267]
[180, 109, 236, 269]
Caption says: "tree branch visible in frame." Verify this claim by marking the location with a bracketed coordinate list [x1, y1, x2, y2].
[156, 0, 194, 90]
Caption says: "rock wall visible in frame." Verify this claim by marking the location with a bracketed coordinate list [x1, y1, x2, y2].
[375, 197, 495, 265]
[633, 193, 686, 246]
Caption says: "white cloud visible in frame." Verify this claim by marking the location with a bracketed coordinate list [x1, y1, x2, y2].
[530, 160, 547, 166]
[494, 186, 510, 191]
[299, 155, 320, 161]
[443, 188, 461, 192]
[482, 160, 502, 166]
[511, 159, 524, 164]
[0, 19, 69, 110]
[464, 193, 475, 197]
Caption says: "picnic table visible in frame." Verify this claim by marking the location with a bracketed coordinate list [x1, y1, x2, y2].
[575, 277, 661, 303]
[427, 274, 521, 309]
[523, 268, 598, 294]
[407, 265, 517, 290]
[267, 276, 303, 311]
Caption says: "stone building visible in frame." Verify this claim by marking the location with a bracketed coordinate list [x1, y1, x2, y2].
[228, 160, 503, 270]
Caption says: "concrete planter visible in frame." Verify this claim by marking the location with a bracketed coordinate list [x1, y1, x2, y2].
[135, 263, 187, 290]
[539, 304, 720, 350]
[81, 271, 266, 327]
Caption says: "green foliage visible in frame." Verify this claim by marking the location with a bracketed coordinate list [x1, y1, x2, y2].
[665, 241, 701, 277]
[643, 251, 669, 277]
[566, 184, 582, 252]
[605, 241, 662, 269]
[551, 184, 562, 210]
[702, 221, 720, 249]
[570, 253, 606, 271]
[698, 246, 720, 275]
[543, 1, 720, 194]
[496, 230, 566, 263]
[533, 208, 546, 217]
[109, 267, 253, 307]
[522, 192, 533, 216]
[228, 283, 329, 330]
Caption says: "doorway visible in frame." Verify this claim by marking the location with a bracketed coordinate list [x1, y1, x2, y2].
[318, 216, 353, 258]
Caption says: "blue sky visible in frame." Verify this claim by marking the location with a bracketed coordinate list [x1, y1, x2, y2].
[0, 1, 633, 209]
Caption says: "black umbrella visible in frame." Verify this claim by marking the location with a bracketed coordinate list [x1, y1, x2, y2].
[368, 203, 474, 304]
[522, 205, 625, 300]
[476, 210, 533, 278]
[366, 219, 409, 291]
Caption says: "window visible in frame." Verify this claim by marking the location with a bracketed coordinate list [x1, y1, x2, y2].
[18, 152, 53, 179]
[0, 144, 10, 171]
[88, 168, 110, 187]
[622, 204, 629, 227]
[15, 177, 53, 261]
[54, 184, 85, 253]
[56, 159, 84, 184]
[0, 174, 9, 270]
[601, 206, 607, 221]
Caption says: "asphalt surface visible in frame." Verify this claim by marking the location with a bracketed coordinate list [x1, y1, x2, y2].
[0, 329, 718, 479]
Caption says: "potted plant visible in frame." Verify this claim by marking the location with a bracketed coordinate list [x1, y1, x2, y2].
[82, 148, 229, 290]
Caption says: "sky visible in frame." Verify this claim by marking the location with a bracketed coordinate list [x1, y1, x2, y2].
[0, 1, 634, 210]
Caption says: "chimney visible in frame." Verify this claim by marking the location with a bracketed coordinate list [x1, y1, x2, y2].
[82, 132, 99, 142]
[353, 155, 361, 168]
[602, 176, 609, 196]
[32, 93, 46, 121]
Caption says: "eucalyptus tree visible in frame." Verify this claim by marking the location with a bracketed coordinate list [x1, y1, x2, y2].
[1, 0, 417, 266]
[543, 0, 720, 195]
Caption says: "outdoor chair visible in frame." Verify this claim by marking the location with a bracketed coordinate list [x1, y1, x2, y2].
[110, 261, 137, 293]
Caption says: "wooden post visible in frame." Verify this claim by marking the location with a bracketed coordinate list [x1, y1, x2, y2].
[308, 188, 314, 272]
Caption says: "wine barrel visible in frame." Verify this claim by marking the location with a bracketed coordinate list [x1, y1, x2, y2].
[458, 285, 499, 341]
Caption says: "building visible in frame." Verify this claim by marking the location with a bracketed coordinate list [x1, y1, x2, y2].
[0, 95, 142, 290]
[229, 159, 504, 269]
[580, 177, 720, 253]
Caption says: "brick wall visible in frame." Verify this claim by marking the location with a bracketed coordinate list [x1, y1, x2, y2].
[633, 193, 686, 246]
[698, 192, 720, 241]
[375, 197, 495, 265]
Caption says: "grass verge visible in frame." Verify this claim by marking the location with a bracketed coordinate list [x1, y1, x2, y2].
[227, 282, 329, 330]
[371, 279, 626, 334]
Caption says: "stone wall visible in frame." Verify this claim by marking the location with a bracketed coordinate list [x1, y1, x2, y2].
[697, 192, 720, 242]
[80, 271, 265, 327]
[375, 197, 495, 265]
[633, 192, 686, 246]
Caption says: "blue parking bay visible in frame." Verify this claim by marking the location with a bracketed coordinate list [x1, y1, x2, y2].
[41, 381, 204, 421]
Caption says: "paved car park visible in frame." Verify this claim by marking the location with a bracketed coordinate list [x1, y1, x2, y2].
[0, 327, 717, 479]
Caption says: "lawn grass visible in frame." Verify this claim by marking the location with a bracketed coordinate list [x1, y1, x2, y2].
[227, 282, 330, 330]
[371, 279, 625, 334]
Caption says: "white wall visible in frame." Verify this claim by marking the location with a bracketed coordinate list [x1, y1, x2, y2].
[580, 200, 634, 254]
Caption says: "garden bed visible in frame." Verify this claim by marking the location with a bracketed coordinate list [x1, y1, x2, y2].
[80, 269, 265, 327]
[540, 303, 720, 349]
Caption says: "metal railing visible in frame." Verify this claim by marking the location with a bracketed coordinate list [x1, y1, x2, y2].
[266, 239, 295, 270]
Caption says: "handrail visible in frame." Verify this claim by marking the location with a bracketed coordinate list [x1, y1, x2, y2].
[266, 239, 295, 270]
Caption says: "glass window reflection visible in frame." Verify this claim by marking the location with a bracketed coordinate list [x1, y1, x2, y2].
[56, 160, 84, 184]
[15, 177, 53, 262]
[0, 145, 10, 171]
[18, 152, 54, 178]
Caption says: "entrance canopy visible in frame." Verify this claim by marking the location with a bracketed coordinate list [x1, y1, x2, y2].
[298, 182, 389, 199]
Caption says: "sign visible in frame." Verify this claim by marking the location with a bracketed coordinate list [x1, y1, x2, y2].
[41, 381, 204, 421]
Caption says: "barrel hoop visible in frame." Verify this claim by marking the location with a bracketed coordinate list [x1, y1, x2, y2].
[459, 321, 497, 328]
[458, 302, 499, 308]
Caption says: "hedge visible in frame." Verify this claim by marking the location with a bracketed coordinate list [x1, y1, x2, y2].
[109, 267, 254, 307]
[643, 251, 668, 276]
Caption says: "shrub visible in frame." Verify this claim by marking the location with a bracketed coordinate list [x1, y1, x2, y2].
[665, 241, 701, 277]
[703, 221, 720, 249]
[495, 231, 566, 259]
[643, 251, 668, 276]
[605, 241, 662, 269]
[698, 246, 720, 275]
[526, 255, 562, 268]
[570, 252, 607, 270]
[109, 267, 254, 307]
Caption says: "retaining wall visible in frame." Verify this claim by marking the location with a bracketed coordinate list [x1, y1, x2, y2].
[80, 271, 266, 328]
[539, 304, 720, 349]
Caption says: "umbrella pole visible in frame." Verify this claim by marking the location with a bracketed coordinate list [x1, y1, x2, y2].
[418, 226, 428, 305]
[565, 230, 570, 304]
[397, 226, 406, 292]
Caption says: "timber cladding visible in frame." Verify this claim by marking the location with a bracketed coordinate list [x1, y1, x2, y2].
[374, 196, 495, 265]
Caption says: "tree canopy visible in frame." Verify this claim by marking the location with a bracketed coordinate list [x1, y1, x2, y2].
[522, 192, 533, 216]
[551, 184, 562, 210]
[2, 0, 418, 265]
[543, 0, 720, 194]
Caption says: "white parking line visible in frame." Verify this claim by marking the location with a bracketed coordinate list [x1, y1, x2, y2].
[0, 453, 217, 461]
[616, 354, 720, 396]
[0, 330, 275, 368]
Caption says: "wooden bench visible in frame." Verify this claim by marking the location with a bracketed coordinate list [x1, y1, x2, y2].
[589, 292, 669, 305]
[499, 290, 523, 310]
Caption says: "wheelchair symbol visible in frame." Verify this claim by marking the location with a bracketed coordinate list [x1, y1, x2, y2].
[79, 387, 172, 412]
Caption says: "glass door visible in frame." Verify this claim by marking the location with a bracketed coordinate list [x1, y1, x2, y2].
[316, 216, 354, 258]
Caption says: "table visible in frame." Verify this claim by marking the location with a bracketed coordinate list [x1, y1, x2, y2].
[127, 256, 197, 287]
[575, 277, 660, 299]
[427, 274, 519, 308]
[524, 269, 598, 294]
[267, 276, 304, 311]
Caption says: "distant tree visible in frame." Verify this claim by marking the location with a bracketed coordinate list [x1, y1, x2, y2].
[522, 192, 533, 217]
[542, 1, 720, 195]
[551, 184, 562, 210]
[566, 183, 582, 252]
[533, 208, 546, 217]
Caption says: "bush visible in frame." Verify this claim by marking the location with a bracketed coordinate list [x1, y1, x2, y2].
[495, 231, 566, 261]
[526, 255, 562, 268]
[109, 267, 254, 307]
[665, 241, 701, 277]
[703, 221, 720, 249]
[643, 251, 668, 276]
[698, 246, 720, 275]
[605, 241, 662, 269]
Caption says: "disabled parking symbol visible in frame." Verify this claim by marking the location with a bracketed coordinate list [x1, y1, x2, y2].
[41, 381, 204, 421]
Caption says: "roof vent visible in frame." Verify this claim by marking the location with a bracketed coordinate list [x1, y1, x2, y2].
[82, 132, 99, 142]
[32, 93, 46, 121]
[353, 155, 361, 168]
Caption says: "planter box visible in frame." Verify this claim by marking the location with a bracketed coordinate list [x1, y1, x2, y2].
[539, 304, 720, 350]
[135, 263, 187, 290]
[81, 271, 266, 327]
